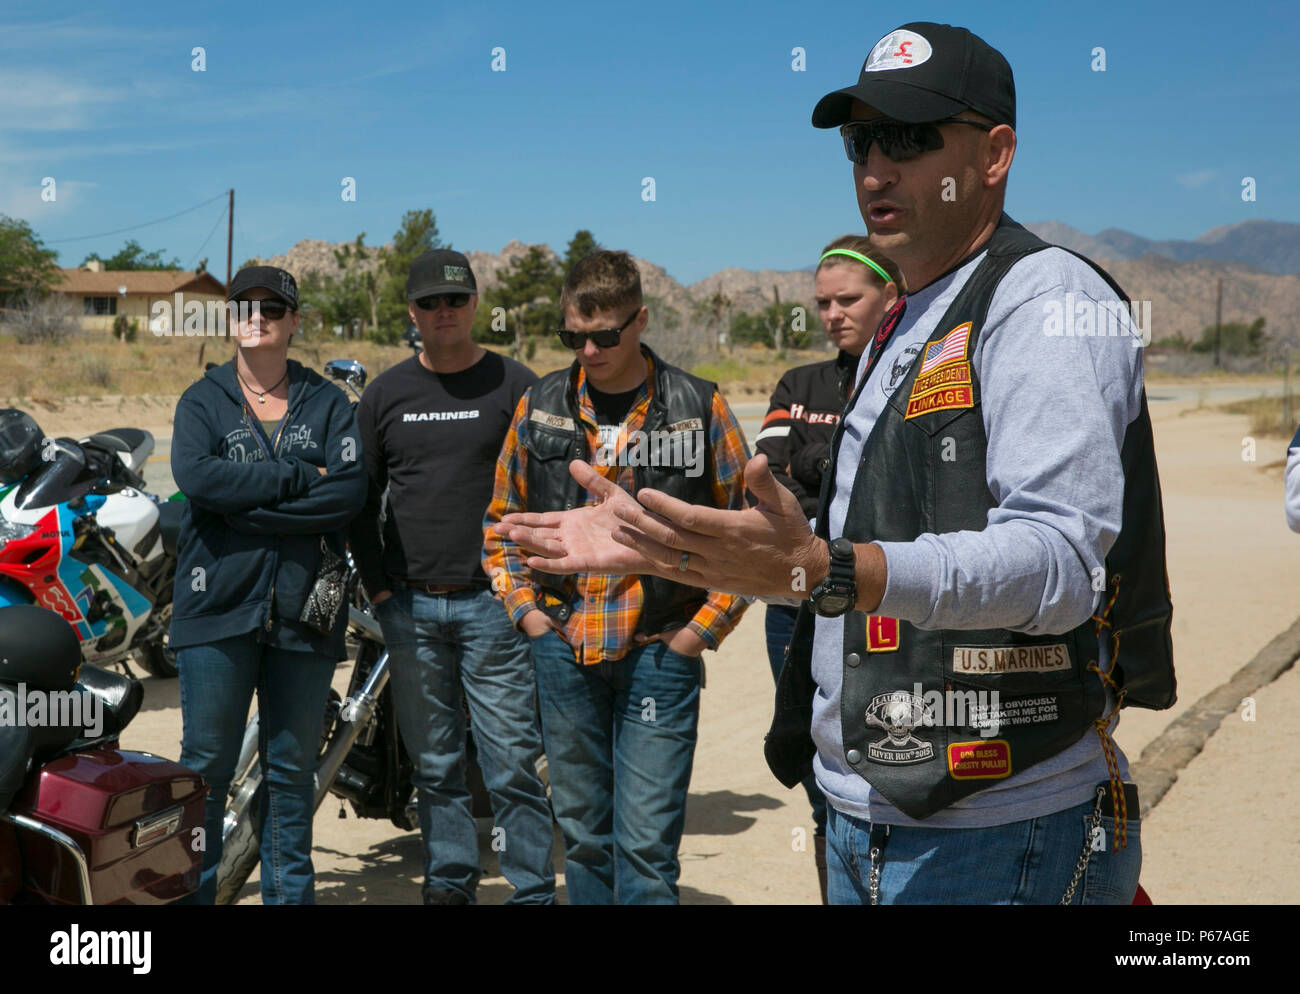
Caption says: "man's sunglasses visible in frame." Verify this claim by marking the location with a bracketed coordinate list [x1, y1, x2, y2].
[839, 117, 995, 164]
[235, 298, 292, 320]
[414, 293, 472, 311]
[556, 308, 641, 350]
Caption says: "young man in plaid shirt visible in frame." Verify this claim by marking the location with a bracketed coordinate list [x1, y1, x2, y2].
[482, 250, 749, 904]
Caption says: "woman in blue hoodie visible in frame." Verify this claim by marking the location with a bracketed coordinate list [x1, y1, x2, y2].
[169, 266, 367, 904]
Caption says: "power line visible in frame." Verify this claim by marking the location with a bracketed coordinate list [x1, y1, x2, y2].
[47, 191, 228, 244]
[187, 201, 229, 271]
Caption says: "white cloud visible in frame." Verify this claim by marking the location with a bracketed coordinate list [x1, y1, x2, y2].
[0, 71, 127, 132]
[1175, 169, 1216, 189]
[0, 179, 98, 221]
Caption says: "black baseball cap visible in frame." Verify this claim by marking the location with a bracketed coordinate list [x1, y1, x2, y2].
[812, 23, 1015, 129]
[226, 265, 299, 310]
[406, 249, 477, 300]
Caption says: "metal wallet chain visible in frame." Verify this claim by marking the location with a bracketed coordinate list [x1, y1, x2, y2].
[867, 824, 890, 905]
[1060, 785, 1107, 905]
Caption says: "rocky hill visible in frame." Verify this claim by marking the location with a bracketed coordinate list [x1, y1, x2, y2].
[254, 226, 1300, 348]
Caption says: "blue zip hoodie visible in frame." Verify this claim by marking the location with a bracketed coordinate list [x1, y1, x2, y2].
[169, 358, 367, 660]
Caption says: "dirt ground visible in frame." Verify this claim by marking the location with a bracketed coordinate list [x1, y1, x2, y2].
[103, 381, 1300, 905]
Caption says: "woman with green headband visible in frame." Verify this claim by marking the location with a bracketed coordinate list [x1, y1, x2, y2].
[753, 233, 903, 903]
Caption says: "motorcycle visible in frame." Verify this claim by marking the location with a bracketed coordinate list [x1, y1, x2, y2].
[0, 604, 206, 904]
[214, 359, 513, 904]
[0, 409, 183, 679]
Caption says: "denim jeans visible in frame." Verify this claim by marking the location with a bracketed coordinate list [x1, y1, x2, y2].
[530, 630, 702, 905]
[825, 795, 1142, 904]
[377, 585, 554, 904]
[764, 604, 827, 835]
[177, 633, 336, 905]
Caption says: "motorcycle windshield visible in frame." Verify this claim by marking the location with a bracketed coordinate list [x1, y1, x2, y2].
[14, 439, 98, 510]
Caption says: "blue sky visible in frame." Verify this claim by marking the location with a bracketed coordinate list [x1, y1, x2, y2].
[1, 0, 1296, 285]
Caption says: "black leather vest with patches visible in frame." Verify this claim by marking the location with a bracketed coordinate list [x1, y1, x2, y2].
[764, 216, 1175, 820]
[524, 344, 719, 639]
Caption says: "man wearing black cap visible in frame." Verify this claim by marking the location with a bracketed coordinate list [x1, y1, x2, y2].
[348, 249, 554, 905]
[494, 22, 1174, 905]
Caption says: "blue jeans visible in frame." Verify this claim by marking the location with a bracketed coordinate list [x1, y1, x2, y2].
[764, 604, 827, 835]
[825, 795, 1142, 904]
[377, 585, 554, 904]
[177, 633, 336, 905]
[530, 631, 701, 905]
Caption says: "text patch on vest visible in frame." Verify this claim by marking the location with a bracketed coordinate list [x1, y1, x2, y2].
[864, 691, 934, 764]
[904, 321, 975, 420]
[950, 644, 1070, 675]
[947, 739, 1012, 780]
[530, 409, 576, 432]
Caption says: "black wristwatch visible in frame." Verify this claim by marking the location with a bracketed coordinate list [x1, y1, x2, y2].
[809, 538, 857, 618]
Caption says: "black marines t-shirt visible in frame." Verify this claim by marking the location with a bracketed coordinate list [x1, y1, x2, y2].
[349, 351, 537, 595]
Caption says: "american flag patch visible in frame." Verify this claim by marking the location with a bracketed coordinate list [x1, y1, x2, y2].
[917, 322, 972, 375]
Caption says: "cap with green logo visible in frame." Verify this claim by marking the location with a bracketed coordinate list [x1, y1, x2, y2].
[406, 248, 478, 300]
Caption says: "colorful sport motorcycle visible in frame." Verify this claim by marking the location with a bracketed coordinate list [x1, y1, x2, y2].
[0, 410, 182, 678]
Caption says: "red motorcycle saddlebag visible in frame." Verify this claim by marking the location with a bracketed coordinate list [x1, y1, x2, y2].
[9, 743, 207, 904]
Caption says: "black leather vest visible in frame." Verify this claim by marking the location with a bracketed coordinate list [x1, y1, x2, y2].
[523, 344, 718, 638]
[765, 216, 1175, 819]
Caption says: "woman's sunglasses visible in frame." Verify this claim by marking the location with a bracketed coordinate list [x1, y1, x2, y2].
[414, 293, 472, 311]
[235, 298, 292, 321]
[556, 308, 641, 350]
[839, 117, 995, 164]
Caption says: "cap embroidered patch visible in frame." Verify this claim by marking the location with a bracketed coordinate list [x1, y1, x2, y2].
[443, 265, 470, 283]
[863, 29, 933, 72]
[947, 739, 1012, 780]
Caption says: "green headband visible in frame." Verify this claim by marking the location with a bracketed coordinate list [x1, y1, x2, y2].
[819, 248, 893, 286]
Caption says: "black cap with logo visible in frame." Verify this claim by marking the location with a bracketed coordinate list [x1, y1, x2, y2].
[406, 249, 478, 300]
[812, 22, 1015, 129]
[226, 265, 299, 310]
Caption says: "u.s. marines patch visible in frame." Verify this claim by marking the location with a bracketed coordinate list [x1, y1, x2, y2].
[905, 321, 975, 420]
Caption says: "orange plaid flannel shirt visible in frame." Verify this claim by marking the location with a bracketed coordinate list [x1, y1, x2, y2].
[482, 355, 750, 665]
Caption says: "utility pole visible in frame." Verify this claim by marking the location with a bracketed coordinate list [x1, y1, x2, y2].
[1213, 277, 1223, 368]
[226, 188, 233, 288]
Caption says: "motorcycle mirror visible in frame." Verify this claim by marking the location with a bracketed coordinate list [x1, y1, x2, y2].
[324, 359, 367, 390]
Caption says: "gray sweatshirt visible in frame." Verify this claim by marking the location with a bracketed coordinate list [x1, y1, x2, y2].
[812, 245, 1147, 828]
[1286, 425, 1300, 533]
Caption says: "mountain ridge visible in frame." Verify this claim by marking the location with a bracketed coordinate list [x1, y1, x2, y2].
[260, 220, 1300, 347]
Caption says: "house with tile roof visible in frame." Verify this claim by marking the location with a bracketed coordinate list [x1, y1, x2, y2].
[54, 262, 227, 335]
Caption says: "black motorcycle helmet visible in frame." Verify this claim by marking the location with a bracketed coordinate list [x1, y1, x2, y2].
[0, 409, 43, 485]
[0, 605, 81, 690]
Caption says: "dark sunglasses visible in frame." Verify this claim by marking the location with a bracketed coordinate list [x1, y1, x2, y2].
[235, 298, 292, 320]
[414, 293, 472, 311]
[839, 117, 995, 164]
[556, 308, 641, 350]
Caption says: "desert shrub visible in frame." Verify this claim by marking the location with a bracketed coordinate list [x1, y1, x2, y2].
[4, 291, 81, 344]
[79, 356, 113, 389]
